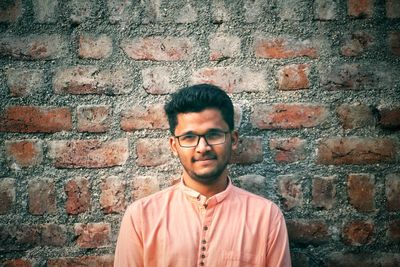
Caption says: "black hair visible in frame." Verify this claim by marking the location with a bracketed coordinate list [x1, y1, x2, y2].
[164, 84, 234, 135]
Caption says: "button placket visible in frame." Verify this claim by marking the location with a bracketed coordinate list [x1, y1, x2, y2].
[198, 204, 215, 267]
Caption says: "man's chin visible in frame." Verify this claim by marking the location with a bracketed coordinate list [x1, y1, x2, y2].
[191, 170, 224, 185]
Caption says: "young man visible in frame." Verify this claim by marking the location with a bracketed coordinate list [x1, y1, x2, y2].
[114, 84, 292, 267]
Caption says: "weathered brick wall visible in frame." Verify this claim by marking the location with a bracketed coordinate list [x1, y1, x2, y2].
[0, 0, 399, 266]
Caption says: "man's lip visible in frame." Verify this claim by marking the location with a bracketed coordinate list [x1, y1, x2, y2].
[193, 157, 216, 162]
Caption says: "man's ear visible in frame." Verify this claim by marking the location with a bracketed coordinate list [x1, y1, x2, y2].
[231, 130, 239, 150]
[169, 136, 178, 157]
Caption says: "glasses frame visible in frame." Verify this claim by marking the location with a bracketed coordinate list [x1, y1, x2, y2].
[174, 131, 229, 148]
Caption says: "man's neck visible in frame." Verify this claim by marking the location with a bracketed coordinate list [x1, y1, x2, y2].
[182, 172, 229, 199]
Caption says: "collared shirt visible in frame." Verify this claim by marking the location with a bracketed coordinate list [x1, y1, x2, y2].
[114, 179, 291, 267]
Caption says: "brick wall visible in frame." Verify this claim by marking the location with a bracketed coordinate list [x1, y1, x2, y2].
[0, 0, 399, 266]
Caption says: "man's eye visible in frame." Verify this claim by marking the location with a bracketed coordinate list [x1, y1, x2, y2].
[207, 132, 224, 139]
[181, 135, 197, 141]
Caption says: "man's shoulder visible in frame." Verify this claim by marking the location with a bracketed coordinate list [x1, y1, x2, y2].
[127, 183, 179, 210]
[231, 185, 283, 213]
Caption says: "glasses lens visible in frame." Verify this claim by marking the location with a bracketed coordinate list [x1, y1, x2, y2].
[178, 134, 199, 147]
[205, 131, 226, 145]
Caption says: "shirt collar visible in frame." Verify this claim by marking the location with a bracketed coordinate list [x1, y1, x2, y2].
[179, 177, 233, 207]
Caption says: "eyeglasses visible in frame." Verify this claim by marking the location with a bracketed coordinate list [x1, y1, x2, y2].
[174, 131, 229, 148]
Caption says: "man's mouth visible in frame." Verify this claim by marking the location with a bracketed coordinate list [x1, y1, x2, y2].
[192, 155, 217, 163]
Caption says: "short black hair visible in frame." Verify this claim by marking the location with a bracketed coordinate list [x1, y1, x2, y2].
[164, 84, 234, 135]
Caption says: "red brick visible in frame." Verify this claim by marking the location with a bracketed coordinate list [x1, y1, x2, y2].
[278, 175, 303, 210]
[269, 137, 306, 163]
[65, 177, 91, 215]
[5, 68, 44, 97]
[320, 64, 375, 90]
[77, 105, 111, 133]
[142, 67, 178, 95]
[277, 64, 310, 90]
[343, 220, 374, 245]
[347, 173, 375, 212]
[389, 32, 400, 56]
[387, 0, 400, 18]
[49, 138, 129, 168]
[0, 224, 40, 251]
[388, 219, 400, 243]
[0, 178, 15, 214]
[211, 0, 230, 23]
[237, 174, 265, 196]
[327, 252, 400, 267]
[5, 140, 43, 168]
[314, 0, 338, 20]
[32, 0, 58, 23]
[53, 66, 131, 95]
[0, 106, 72, 133]
[132, 175, 160, 200]
[74, 223, 111, 248]
[107, 0, 133, 24]
[28, 179, 56, 215]
[3, 259, 32, 267]
[341, 32, 374, 56]
[40, 224, 67, 247]
[136, 138, 171, 167]
[230, 137, 263, 165]
[121, 37, 193, 61]
[379, 106, 400, 130]
[312, 175, 336, 209]
[68, 0, 93, 24]
[100, 176, 126, 214]
[254, 37, 318, 59]
[47, 255, 114, 267]
[0, 0, 22, 23]
[209, 33, 240, 61]
[336, 103, 375, 129]
[78, 34, 112, 59]
[316, 137, 396, 165]
[243, 0, 265, 23]
[121, 104, 168, 131]
[0, 35, 66, 60]
[251, 103, 327, 129]
[386, 173, 400, 211]
[286, 219, 330, 245]
[191, 67, 266, 93]
[348, 0, 373, 18]
[233, 104, 243, 129]
[278, 0, 308, 21]
[175, 3, 197, 23]
[143, 0, 165, 24]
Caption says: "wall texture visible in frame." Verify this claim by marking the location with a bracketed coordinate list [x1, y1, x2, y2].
[0, 0, 400, 266]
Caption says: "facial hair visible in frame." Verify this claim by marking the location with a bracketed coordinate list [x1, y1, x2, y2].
[180, 150, 231, 185]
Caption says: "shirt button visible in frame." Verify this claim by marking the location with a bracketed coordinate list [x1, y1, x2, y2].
[200, 262, 204, 266]
[201, 246, 206, 251]
[203, 226, 208, 231]
[202, 240, 207, 244]
[201, 254, 206, 258]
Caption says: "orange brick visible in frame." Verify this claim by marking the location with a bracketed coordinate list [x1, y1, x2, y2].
[0, 106, 72, 133]
[255, 37, 318, 59]
[5, 140, 43, 168]
[251, 103, 327, 129]
[277, 64, 310, 90]
[121, 37, 193, 61]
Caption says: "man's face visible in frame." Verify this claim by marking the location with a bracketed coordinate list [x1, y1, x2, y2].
[169, 108, 238, 185]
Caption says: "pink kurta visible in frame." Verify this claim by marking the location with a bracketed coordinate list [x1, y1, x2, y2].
[114, 180, 291, 267]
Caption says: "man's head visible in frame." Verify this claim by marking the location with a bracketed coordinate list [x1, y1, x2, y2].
[164, 84, 238, 186]
[164, 84, 234, 135]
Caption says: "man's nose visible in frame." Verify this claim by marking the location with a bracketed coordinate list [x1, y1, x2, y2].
[196, 136, 211, 152]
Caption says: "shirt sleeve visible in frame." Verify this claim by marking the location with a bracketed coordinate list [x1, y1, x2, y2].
[265, 208, 292, 267]
[114, 203, 144, 267]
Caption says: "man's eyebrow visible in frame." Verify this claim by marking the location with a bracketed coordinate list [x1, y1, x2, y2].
[179, 128, 225, 136]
